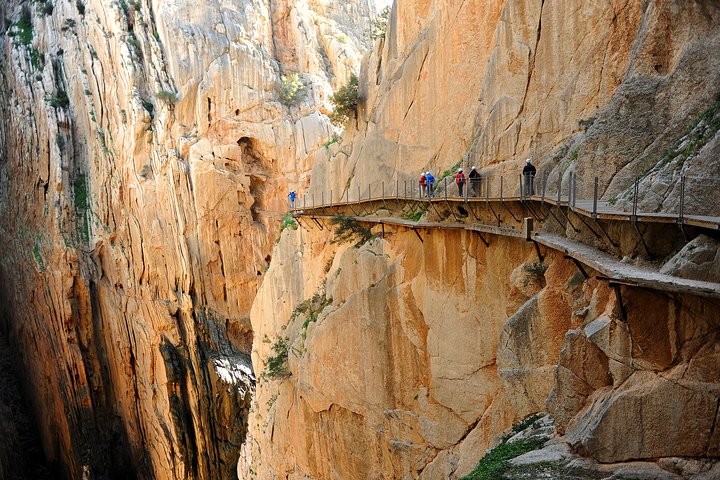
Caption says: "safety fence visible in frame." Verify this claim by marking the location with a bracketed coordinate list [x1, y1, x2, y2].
[290, 172, 720, 228]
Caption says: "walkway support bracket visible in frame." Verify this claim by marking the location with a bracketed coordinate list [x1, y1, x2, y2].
[596, 276, 632, 322]
[564, 255, 589, 279]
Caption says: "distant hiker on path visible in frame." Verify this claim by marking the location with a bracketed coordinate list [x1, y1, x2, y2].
[455, 168, 466, 197]
[288, 189, 296, 209]
[523, 159, 536, 196]
[469, 166, 481, 196]
[419, 172, 427, 197]
[426, 171, 435, 198]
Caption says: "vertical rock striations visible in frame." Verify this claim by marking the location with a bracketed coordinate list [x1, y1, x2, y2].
[0, 0, 374, 478]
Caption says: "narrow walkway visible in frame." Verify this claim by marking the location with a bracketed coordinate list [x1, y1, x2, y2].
[296, 208, 720, 300]
[293, 192, 720, 230]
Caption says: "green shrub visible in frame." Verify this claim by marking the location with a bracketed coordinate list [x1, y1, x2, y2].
[155, 89, 179, 104]
[322, 134, 341, 148]
[47, 91, 69, 108]
[280, 213, 298, 232]
[263, 337, 290, 379]
[401, 209, 425, 222]
[461, 437, 547, 480]
[370, 6, 391, 40]
[329, 74, 359, 128]
[570, 148, 579, 161]
[29, 48, 42, 70]
[13, 10, 33, 46]
[330, 215, 373, 246]
[279, 73, 304, 105]
[439, 160, 462, 184]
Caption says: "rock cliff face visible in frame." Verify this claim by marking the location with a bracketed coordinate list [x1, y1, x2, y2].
[241, 220, 720, 478]
[242, 0, 720, 478]
[0, 0, 374, 478]
[312, 0, 720, 210]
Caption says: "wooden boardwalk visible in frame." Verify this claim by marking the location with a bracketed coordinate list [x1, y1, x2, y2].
[295, 198, 720, 300]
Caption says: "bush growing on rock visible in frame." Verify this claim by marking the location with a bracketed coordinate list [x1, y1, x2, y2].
[263, 337, 290, 380]
[155, 89, 179, 104]
[279, 73, 304, 106]
[329, 74, 359, 127]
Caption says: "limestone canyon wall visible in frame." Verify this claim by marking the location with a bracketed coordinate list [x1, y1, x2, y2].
[241, 220, 720, 478]
[312, 0, 720, 213]
[0, 0, 374, 478]
[243, 1, 720, 478]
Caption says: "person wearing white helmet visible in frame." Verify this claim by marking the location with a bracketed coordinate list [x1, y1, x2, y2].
[425, 171, 435, 198]
[419, 171, 427, 197]
[469, 165, 481, 197]
[455, 167, 466, 197]
[522, 159, 537, 196]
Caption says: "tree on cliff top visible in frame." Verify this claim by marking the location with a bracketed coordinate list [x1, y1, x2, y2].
[329, 74, 359, 128]
[370, 6, 391, 40]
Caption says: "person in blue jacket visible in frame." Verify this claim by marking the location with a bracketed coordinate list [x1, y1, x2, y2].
[288, 189, 296, 209]
[425, 171, 435, 198]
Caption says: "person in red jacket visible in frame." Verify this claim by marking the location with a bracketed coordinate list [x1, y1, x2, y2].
[455, 168, 466, 197]
[419, 172, 427, 197]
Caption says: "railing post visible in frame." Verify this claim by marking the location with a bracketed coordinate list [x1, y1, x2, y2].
[500, 175, 504, 201]
[382, 181, 385, 199]
[330, 189, 333, 207]
[632, 176, 639, 220]
[485, 175, 489, 200]
[541, 171, 547, 204]
[358, 185, 361, 203]
[404, 180, 407, 199]
[571, 172, 576, 209]
[679, 175, 685, 224]
[312, 192, 315, 209]
[321, 191, 324, 207]
[396, 179, 399, 200]
[368, 183, 371, 201]
[593, 177, 598, 218]
[444, 177, 448, 199]
[557, 175, 562, 205]
[303, 194, 306, 210]
[519, 174, 523, 199]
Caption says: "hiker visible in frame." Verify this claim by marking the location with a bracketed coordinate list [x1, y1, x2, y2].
[469, 166, 481, 196]
[288, 189, 296, 209]
[425, 171, 435, 198]
[522, 159, 536, 196]
[419, 172, 427, 198]
[455, 168, 466, 197]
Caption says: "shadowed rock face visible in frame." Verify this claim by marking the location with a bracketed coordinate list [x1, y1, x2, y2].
[0, 0, 374, 478]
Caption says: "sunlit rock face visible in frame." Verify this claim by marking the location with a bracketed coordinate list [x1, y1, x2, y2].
[241, 222, 720, 478]
[0, 0, 374, 478]
[241, 0, 720, 478]
[312, 1, 720, 212]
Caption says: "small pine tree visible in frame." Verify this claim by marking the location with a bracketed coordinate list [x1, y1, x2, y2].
[370, 6, 391, 40]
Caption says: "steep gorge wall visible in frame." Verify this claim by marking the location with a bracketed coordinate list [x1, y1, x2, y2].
[242, 220, 720, 478]
[0, 0, 374, 478]
[312, 0, 720, 212]
[242, 0, 720, 478]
